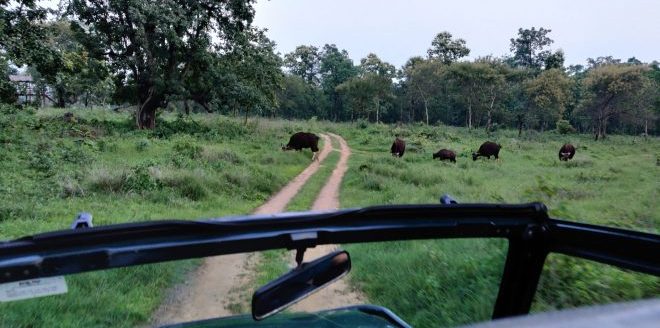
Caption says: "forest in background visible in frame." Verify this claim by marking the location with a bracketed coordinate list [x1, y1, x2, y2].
[1, 0, 659, 138]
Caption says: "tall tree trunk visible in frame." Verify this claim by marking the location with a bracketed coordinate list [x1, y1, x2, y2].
[467, 97, 472, 129]
[424, 100, 429, 125]
[184, 100, 190, 115]
[56, 88, 66, 108]
[644, 118, 648, 139]
[244, 108, 249, 125]
[375, 98, 380, 123]
[517, 115, 524, 137]
[136, 87, 160, 129]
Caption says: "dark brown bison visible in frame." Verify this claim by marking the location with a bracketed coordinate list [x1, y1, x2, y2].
[472, 141, 501, 161]
[433, 149, 456, 163]
[282, 132, 320, 161]
[558, 143, 576, 161]
[391, 138, 406, 157]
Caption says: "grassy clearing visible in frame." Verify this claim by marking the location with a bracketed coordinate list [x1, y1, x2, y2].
[1, 109, 658, 327]
[0, 108, 313, 327]
[330, 122, 659, 327]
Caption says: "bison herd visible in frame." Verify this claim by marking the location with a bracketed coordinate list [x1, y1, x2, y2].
[282, 131, 576, 164]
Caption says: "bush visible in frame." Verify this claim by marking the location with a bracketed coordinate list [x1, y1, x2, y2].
[97, 139, 118, 152]
[60, 178, 85, 198]
[356, 119, 369, 129]
[172, 135, 203, 160]
[135, 139, 150, 152]
[556, 119, 576, 134]
[123, 161, 161, 193]
[87, 167, 125, 193]
[60, 145, 88, 164]
[161, 171, 209, 201]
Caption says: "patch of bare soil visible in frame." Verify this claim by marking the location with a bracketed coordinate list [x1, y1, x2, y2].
[150, 134, 333, 326]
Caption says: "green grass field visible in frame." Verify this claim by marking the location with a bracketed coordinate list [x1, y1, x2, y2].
[332, 122, 659, 327]
[0, 108, 658, 327]
[0, 108, 315, 327]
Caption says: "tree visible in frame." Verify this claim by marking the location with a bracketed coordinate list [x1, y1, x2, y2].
[283, 45, 320, 85]
[544, 50, 565, 70]
[277, 74, 326, 119]
[509, 27, 554, 69]
[1, 0, 61, 82]
[358, 53, 394, 122]
[67, 0, 255, 129]
[228, 28, 284, 123]
[524, 68, 572, 131]
[586, 56, 621, 69]
[184, 27, 283, 122]
[360, 53, 395, 77]
[405, 58, 444, 125]
[0, 55, 17, 103]
[336, 54, 394, 123]
[448, 60, 507, 131]
[579, 64, 647, 140]
[37, 20, 111, 108]
[427, 31, 470, 64]
[318, 44, 358, 120]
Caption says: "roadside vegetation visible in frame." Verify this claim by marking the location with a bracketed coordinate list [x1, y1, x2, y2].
[0, 107, 312, 327]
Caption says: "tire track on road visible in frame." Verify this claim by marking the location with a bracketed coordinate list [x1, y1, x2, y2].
[151, 134, 334, 326]
[291, 133, 366, 312]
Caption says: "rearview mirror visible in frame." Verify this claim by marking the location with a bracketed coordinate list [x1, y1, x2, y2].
[251, 250, 351, 320]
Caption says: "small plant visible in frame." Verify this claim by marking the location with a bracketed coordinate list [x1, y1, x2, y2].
[135, 138, 151, 152]
[97, 139, 118, 152]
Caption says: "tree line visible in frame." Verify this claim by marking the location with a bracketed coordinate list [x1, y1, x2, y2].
[1, 1, 658, 138]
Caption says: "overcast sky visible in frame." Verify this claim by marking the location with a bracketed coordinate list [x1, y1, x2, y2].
[253, 0, 660, 68]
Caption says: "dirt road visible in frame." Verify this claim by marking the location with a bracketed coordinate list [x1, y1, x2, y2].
[151, 133, 361, 326]
[290, 132, 365, 311]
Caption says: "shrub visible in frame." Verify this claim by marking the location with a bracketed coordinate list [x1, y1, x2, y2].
[60, 145, 88, 164]
[28, 146, 56, 176]
[123, 161, 161, 193]
[60, 178, 85, 198]
[556, 119, 576, 134]
[172, 135, 203, 160]
[97, 139, 118, 152]
[135, 139, 150, 152]
[161, 171, 210, 201]
[87, 167, 125, 193]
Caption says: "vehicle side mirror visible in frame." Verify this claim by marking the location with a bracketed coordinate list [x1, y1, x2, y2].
[251, 250, 351, 320]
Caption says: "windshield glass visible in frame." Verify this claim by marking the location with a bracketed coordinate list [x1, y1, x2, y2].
[1, 0, 659, 327]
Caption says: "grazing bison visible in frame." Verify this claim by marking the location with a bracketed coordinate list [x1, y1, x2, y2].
[282, 132, 320, 161]
[391, 138, 406, 157]
[472, 141, 501, 161]
[433, 149, 456, 163]
[558, 143, 576, 161]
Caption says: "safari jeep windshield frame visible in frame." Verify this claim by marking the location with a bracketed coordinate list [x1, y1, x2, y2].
[0, 202, 658, 320]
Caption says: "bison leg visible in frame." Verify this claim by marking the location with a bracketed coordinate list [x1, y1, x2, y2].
[312, 152, 318, 161]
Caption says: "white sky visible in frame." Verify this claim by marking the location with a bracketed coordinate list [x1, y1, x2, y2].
[253, 0, 660, 68]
